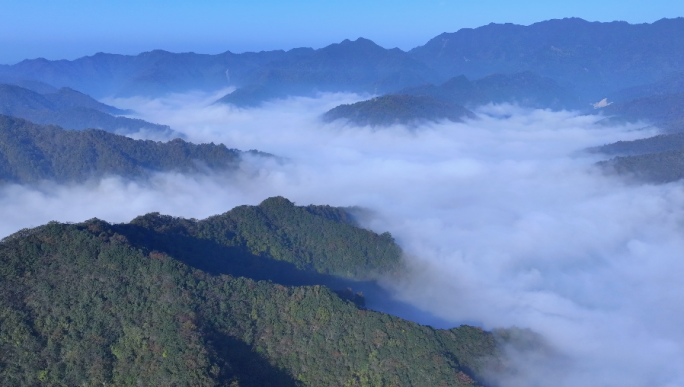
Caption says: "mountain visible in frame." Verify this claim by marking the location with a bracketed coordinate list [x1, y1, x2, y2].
[0, 115, 254, 184]
[323, 94, 476, 127]
[607, 71, 684, 103]
[0, 84, 169, 133]
[0, 197, 512, 386]
[4, 19, 684, 105]
[599, 150, 684, 183]
[396, 71, 580, 110]
[0, 50, 289, 98]
[4, 79, 58, 94]
[41, 86, 128, 115]
[589, 132, 684, 156]
[599, 92, 684, 131]
[214, 84, 286, 108]
[216, 38, 438, 107]
[410, 18, 684, 102]
[592, 132, 684, 183]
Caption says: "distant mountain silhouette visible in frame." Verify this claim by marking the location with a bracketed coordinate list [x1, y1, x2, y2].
[215, 38, 437, 107]
[322, 94, 475, 127]
[0, 84, 169, 133]
[396, 71, 580, 110]
[2, 18, 684, 109]
[410, 18, 684, 102]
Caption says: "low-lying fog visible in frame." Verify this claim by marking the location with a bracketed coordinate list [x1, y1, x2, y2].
[3, 90, 682, 386]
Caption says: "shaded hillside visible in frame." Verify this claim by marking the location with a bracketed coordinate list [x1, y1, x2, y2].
[599, 149, 684, 183]
[0, 115, 250, 184]
[0, 200, 508, 386]
[323, 94, 476, 127]
[126, 197, 401, 281]
[600, 92, 684, 130]
[410, 17, 684, 101]
[397, 71, 579, 110]
[589, 132, 684, 156]
[0, 84, 168, 133]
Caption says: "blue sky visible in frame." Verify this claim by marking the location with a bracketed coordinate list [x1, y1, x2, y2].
[1, 0, 683, 64]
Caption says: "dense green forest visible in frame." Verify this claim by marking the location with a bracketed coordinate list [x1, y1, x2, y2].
[323, 94, 475, 127]
[0, 83, 169, 133]
[0, 115, 260, 184]
[0, 197, 510, 387]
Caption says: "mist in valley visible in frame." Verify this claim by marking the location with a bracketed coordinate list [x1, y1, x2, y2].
[2, 91, 683, 386]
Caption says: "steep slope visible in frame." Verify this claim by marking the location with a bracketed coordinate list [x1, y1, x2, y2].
[0, 199, 506, 387]
[323, 94, 476, 127]
[0, 115, 248, 184]
[0, 84, 168, 133]
[410, 18, 684, 101]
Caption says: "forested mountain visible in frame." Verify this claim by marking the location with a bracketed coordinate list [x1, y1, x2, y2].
[590, 132, 684, 156]
[0, 198, 514, 387]
[395, 71, 579, 110]
[592, 132, 684, 183]
[0, 115, 254, 184]
[323, 94, 476, 127]
[0, 84, 169, 133]
[599, 150, 684, 183]
[599, 92, 684, 131]
[410, 17, 684, 101]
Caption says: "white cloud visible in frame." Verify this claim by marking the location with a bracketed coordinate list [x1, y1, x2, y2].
[2, 91, 680, 386]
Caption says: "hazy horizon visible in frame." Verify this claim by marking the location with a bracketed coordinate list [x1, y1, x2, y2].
[1, 0, 682, 64]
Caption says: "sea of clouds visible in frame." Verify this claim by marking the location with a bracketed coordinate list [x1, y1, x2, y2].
[2, 90, 682, 386]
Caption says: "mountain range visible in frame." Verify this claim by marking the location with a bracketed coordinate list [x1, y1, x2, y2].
[3, 18, 684, 108]
[0, 83, 170, 134]
[0, 115, 262, 184]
